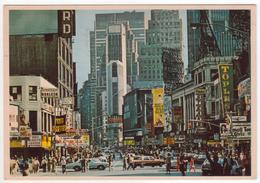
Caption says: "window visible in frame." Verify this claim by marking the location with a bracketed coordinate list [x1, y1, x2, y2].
[29, 111, 37, 131]
[29, 86, 37, 101]
[112, 63, 117, 77]
[10, 86, 22, 101]
[198, 72, 202, 84]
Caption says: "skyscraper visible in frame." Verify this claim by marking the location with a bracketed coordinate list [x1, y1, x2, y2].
[138, 10, 182, 87]
[106, 24, 127, 115]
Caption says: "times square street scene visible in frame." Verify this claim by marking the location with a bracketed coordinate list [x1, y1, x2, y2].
[8, 8, 251, 177]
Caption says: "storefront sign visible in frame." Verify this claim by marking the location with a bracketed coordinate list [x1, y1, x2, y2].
[10, 139, 25, 148]
[41, 88, 58, 98]
[28, 135, 42, 147]
[19, 126, 32, 139]
[53, 115, 66, 134]
[218, 64, 234, 114]
[207, 140, 221, 145]
[231, 123, 251, 139]
[123, 139, 136, 146]
[108, 115, 123, 123]
[152, 88, 165, 128]
[232, 116, 247, 122]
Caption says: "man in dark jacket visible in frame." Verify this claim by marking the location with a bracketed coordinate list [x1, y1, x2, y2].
[206, 151, 223, 176]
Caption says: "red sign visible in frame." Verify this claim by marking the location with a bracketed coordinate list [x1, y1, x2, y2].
[108, 115, 123, 123]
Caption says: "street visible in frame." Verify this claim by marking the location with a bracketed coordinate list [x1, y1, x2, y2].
[13, 161, 202, 177]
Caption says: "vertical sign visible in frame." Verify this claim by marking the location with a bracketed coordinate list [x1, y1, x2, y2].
[218, 64, 234, 114]
[58, 10, 75, 37]
[52, 115, 66, 134]
[152, 88, 165, 128]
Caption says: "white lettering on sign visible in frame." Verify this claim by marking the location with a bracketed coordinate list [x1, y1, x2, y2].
[63, 11, 71, 21]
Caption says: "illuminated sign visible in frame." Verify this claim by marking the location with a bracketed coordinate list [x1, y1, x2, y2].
[218, 64, 234, 114]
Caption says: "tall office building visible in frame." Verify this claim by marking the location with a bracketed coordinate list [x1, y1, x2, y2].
[106, 24, 127, 116]
[84, 11, 146, 145]
[187, 10, 241, 75]
[138, 10, 182, 87]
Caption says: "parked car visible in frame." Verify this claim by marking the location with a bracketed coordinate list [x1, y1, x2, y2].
[132, 155, 165, 168]
[201, 158, 224, 176]
[66, 158, 108, 171]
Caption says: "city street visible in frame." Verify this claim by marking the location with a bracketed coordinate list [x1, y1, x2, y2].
[12, 160, 202, 176]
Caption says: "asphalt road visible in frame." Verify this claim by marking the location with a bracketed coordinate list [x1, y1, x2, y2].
[12, 161, 202, 177]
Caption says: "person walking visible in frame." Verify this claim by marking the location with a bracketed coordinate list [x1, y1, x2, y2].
[41, 157, 47, 173]
[223, 154, 232, 176]
[166, 153, 171, 174]
[108, 154, 113, 171]
[61, 156, 66, 174]
[123, 155, 127, 171]
[127, 154, 135, 170]
[206, 151, 223, 176]
[189, 157, 195, 172]
[179, 154, 187, 176]
[81, 157, 86, 172]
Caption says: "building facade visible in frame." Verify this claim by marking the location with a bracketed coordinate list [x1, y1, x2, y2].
[10, 76, 58, 133]
[138, 10, 182, 85]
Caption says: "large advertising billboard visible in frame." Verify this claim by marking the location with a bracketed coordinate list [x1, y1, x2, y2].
[152, 88, 165, 128]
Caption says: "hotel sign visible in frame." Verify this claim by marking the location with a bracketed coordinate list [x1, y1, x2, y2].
[218, 64, 234, 114]
[58, 10, 75, 37]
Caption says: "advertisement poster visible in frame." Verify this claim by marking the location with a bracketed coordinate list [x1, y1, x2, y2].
[152, 88, 165, 128]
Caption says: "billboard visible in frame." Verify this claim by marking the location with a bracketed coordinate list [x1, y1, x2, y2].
[28, 135, 42, 147]
[220, 123, 230, 138]
[218, 64, 234, 114]
[173, 106, 183, 123]
[52, 115, 66, 134]
[108, 115, 123, 123]
[232, 123, 251, 139]
[152, 88, 165, 128]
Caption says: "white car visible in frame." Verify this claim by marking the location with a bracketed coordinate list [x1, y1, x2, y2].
[66, 158, 109, 171]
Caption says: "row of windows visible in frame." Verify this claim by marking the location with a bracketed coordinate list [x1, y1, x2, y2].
[10, 86, 37, 101]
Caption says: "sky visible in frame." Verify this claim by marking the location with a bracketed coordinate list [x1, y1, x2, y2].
[73, 10, 188, 89]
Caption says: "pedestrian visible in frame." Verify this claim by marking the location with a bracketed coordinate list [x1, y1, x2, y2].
[166, 153, 171, 174]
[176, 156, 180, 172]
[51, 157, 56, 173]
[61, 156, 66, 174]
[108, 154, 113, 171]
[21, 158, 29, 176]
[81, 157, 86, 172]
[206, 151, 223, 176]
[32, 157, 40, 174]
[223, 154, 232, 176]
[85, 156, 89, 172]
[190, 157, 195, 172]
[41, 157, 47, 173]
[123, 155, 127, 171]
[179, 154, 187, 176]
[127, 154, 135, 170]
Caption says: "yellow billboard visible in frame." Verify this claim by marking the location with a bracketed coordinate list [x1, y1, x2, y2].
[152, 88, 164, 128]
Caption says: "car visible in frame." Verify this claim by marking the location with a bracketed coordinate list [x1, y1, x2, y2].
[201, 158, 224, 176]
[195, 154, 207, 164]
[132, 155, 165, 168]
[66, 158, 109, 171]
[170, 156, 178, 169]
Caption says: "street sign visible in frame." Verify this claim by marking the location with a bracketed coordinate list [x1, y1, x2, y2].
[231, 116, 247, 122]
